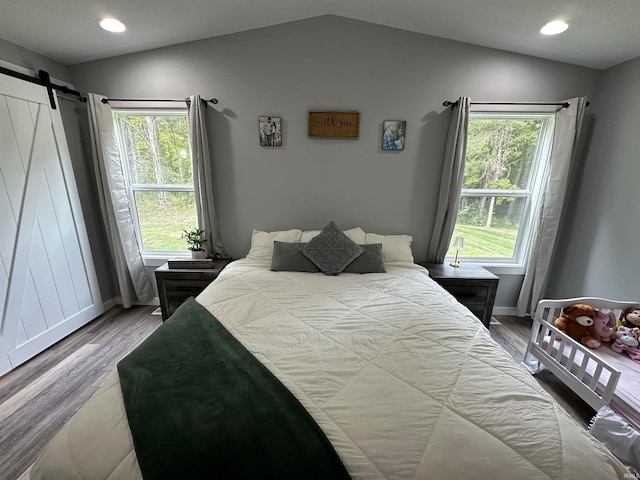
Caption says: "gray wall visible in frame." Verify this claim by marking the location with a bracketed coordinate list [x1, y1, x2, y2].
[67, 15, 604, 310]
[546, 56, 640, 302]
[0, 38, 71, 82]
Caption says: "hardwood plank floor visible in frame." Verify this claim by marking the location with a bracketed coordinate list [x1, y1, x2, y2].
[0, 308, 594, 480]
[0, 305, 161, 480]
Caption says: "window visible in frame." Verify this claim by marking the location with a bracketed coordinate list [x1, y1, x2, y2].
[446, 112, 555, 266]
[113, 109, 197, 256]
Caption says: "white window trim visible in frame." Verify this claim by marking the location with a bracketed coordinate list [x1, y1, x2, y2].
[447, 110, 556, 270]
[112, 106, 195, 263]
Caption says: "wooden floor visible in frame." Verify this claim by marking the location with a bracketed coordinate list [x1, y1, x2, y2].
[0, 308, 594, 480]
[0, 305, 162, 480]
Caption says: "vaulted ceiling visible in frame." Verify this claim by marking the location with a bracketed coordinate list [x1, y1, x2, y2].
[1, 0, 638, 69]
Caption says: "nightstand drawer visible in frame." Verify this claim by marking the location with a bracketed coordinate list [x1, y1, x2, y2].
[420, 262, 499, 329]
[164, 279, 212, 296]
[155, 259, 233, 321]
[466, 305, 486, 319]
[443, 285, 488, 306]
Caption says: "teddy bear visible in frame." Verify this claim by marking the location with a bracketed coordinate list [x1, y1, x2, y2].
[610, 326, 640, 363]
[592, 309, 617, 342]
[620, 306, 640, 329]
[555, 303, 601, 349]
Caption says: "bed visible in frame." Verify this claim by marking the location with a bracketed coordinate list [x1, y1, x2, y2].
[30, 228, 629, 479]
[523, 297, 640, 430]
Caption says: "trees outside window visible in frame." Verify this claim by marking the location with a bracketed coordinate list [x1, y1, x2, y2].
[113, 110, 197, 254]
[447, 112, 555, 264]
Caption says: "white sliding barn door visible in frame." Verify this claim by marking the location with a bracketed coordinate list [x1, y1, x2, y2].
[0, 75, 103, 376]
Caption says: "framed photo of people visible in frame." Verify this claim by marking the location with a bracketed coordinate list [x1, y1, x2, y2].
[381, 120, 406, 151]
[259, 116, 282, 147]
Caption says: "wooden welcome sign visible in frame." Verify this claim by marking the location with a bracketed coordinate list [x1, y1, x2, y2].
[308, 111, 360, 138]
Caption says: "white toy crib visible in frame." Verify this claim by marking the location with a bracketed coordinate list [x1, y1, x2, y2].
[523, 297, 640, 429]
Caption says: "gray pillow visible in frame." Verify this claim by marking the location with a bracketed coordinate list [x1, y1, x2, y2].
[302, 221, 365, 275]
[271, 241, 320, 272]
[343, 243, 386, 273]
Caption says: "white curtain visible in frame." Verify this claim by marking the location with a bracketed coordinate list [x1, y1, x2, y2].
[87, 93, 154, 308]
[426, 97, 471, 262]
[188, 95, 227, 257]
[517, 97, 587, 316]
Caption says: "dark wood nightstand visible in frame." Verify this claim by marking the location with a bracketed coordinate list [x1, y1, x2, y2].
[420, 262, 499, 329]
[155, 259, 233, 321]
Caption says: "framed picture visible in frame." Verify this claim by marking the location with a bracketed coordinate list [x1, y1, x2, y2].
[308, 111, 360, 138]
[381, 120, 406, 151]
[259, 116, 282, 147]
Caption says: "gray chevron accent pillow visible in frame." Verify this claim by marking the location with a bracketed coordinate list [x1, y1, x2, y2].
[302, 221, 365, 275]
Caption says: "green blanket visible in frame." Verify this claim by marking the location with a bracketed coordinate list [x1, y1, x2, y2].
[117, 297, 351, 480]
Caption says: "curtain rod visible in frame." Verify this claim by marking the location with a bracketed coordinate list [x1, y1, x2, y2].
[443, 100, 571, 109]
[100, 97, 219, 107]
[0, 66, 84, 109]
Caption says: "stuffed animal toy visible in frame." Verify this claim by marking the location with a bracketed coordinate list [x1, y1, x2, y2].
[610, 327, 640, 363]
[555, 304, 601, 349]
[593, 309, 617, 342]
[620, 306, 640, 329]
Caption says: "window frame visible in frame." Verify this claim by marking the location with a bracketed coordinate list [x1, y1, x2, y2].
[448, 110, 556, 269]
[111, 105, 195, 260]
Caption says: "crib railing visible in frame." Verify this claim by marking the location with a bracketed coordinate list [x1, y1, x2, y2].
[522, 297, 635, 411]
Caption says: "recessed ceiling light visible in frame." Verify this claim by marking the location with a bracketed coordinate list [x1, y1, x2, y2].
[540, 20, 569, 35]
[99, 18, 126, 33]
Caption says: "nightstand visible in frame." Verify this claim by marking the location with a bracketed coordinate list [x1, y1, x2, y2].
[155, 259, 233, 321]
[420, 262, 499, 329]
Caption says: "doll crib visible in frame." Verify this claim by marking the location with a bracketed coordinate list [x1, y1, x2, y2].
[523, 297, 640, 430]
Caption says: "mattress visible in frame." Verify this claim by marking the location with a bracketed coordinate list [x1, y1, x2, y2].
[31, 259, 629, 479]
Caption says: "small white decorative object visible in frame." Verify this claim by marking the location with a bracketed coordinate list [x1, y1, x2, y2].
[449, 236, 465, 268]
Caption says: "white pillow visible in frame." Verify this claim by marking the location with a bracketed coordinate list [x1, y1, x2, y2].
[301, 227, 366, 244]
[365, 233, 414, 263]
[246, 229, 303, 262]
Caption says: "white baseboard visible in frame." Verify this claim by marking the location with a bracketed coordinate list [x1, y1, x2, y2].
[492, 306, 518, 316]
[102, 297, 160, 310]
[146, 297, 160, 306]
[102, 298, 118, 312]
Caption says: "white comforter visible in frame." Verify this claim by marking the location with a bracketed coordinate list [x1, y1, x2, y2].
[31, 260, 628, 479]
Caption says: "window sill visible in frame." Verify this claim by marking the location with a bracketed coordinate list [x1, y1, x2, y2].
[143, 254, 190, 268]
[477, 264, 525, 275]
[444, 258, 525, 275]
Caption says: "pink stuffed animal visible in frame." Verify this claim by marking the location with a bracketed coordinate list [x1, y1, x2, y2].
[611, 327, 640, 363]
[629, 350, 640, 364]
[593, 309, 617, 342]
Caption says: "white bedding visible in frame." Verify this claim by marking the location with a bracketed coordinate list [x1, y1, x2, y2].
[31, 259, 628, 479]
